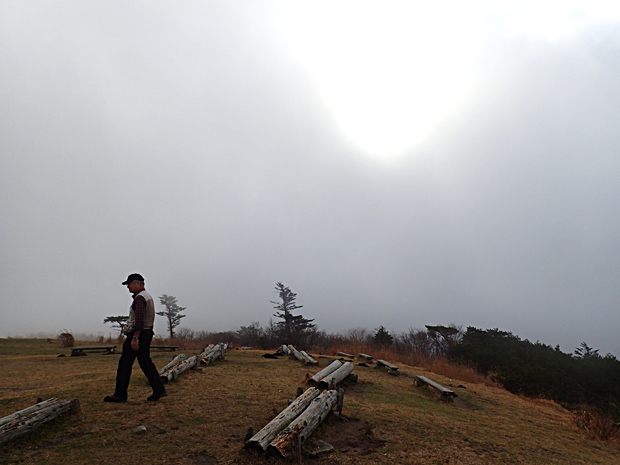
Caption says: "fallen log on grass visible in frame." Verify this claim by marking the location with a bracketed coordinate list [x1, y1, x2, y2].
[200, 343, 227, 366]
[267, 389, 338, 458]
[300, 350, 318, 365]
[318, 362, 355, 390]
[158, 354, 188, 375]
[307, 360, 343, 387]
[286, 345, 318, 365]
[244, 387, 320, 452]
[160, 355, 200, 383]
[0, 398, 75, 445]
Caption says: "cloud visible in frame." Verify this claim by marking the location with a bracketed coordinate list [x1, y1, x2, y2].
[1, 2, 620, 357]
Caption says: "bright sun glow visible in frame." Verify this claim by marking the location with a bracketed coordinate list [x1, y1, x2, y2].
[275, 2, 481, 159]
[273, 1, 620, 160]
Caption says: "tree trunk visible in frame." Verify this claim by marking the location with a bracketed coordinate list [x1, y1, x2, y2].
[307, 360, 343, 387]
[300, 350, 318, 365]
[267, 390, 338, 458]
[0, 398, 60, 428]
[200, 343, 226, 366]
[160, 355, 199, 383]
[0, 398, 73, 445]
[287, 345, 306, 362]
[318, 362, 354, 390]
[158, 354, 187, 375]
[244, 387, 320, 452]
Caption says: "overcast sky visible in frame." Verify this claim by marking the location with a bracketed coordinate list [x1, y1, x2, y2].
[2, 1, 620, 356]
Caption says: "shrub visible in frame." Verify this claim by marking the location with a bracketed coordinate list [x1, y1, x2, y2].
[58, 331, 75, 347]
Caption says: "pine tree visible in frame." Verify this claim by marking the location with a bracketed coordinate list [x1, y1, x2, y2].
[157, 294, 186, 339]
[271, 282, 315, 346]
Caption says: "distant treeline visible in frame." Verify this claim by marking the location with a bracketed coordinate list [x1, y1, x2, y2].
[165, 322, 620, 422]
[450, 327, 620, 421]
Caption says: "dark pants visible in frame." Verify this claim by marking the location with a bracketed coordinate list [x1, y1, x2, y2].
[114, 329, 165, 399]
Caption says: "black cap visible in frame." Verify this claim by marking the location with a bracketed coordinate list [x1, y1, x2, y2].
[122, 273, 144, 285]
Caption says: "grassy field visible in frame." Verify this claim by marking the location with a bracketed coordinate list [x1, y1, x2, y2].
[1, 338, 619, 464]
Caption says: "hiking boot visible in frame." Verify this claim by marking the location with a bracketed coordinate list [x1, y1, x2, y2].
[147, 391, 167, 402]
[103, 394, 127, 403]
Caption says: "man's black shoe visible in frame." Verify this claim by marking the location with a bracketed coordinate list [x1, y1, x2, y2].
[147, 391, 167, 402]
[103, 394, 127, 403]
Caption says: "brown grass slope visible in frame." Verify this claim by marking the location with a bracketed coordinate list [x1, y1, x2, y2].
[0, 339, 619, 464]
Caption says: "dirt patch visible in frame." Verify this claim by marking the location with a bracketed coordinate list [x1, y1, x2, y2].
[312, 416, 386, 457]
[190, 451, 217, 465]
[453, 396, 478, 410]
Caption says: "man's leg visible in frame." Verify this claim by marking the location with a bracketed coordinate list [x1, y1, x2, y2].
[114, 335, 137, 399]
[136, 330, 167, 399]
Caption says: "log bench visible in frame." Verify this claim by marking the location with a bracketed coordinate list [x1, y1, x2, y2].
[336, 351, 354, 358]
[376, 359, 400, 375]
[70, 345, 116, 356]
[357, 353, 373, 363]
[414, 375, 456, 400]
[151, 345, 178, 351]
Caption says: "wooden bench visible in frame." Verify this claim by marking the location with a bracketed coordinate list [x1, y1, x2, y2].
[336, 351, 354, 358]
[376, 359, 400, 375]
[357, 353, 373, 363]
[71, 345, 116, 356]
[414, 375, 456, 400]
[151, 345, 178, 351]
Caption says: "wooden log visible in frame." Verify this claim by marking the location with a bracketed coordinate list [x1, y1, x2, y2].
[307, 360, 343, 387]
[200, 343, 226, 366]
[158, 354, 187, 375]
[318, 362, 354, 390]
[414, 375, 456, 400]
[278, 345, 291, 355]
[0, 398, 59, 428]
[161, 355, 199, 383]
[245, 387, 320, 452]
[299, 350, 318, 365]
[71, 345, 116, 356]
[336, 388, 344, 413]
[358, 353, 373, 363]
[336, 351, 354, 358]
[287, 345, 306, 363]
[0, 399, 72, 445]
[267, 390, 338, 458]
[376, 359, 400, 376]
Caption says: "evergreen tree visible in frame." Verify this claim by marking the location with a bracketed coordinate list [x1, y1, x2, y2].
[373, 326, 394, 346]
[157, 294, 187, 339]
[103, 315, 129, 335]
[271, 282, 315, 346]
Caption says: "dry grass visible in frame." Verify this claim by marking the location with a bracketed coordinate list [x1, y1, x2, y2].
[1, 339, 620, 464]
[326, 343, 496, 386]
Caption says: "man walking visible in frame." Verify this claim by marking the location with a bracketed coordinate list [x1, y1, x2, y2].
[104, 273, 167, 402]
